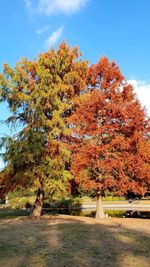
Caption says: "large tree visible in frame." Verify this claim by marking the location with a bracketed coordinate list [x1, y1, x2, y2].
[69, 57, 150, 219]
[0, 42, 88, 218]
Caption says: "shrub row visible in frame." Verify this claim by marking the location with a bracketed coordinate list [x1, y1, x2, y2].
[7, 195, 125, 209]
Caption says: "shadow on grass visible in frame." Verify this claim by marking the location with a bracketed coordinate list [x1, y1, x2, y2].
[0, 207, 29, 219]
[0, 215, 150, 267]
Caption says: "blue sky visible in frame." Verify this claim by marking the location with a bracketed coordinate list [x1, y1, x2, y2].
[0, 0, 150, 168]
[0, 0, 150, 78]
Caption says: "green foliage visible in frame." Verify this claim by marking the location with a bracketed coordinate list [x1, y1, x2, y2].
[0, 42, 88, 198]
[7, 189, 37, 209]
[8, 196, 35, 209]
[74, 196, 93, 204]
[102, 196, 125, 202]
[7, 188, 35, 198]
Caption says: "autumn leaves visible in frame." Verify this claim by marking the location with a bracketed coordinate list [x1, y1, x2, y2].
[0, 43, 149, 217]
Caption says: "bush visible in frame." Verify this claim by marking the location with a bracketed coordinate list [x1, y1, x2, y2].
[57, 199, 73, 208]
[8, 196, 35, 209]
[102, 196, 125, 202]
[80, 196, 93, 203]
[43, 202, 52, 208]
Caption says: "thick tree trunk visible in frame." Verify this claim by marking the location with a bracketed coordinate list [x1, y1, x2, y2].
[95, 193, 105, 219]
[32, 185, 45, 220]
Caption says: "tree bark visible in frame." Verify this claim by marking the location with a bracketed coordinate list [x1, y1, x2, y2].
[32, 185, 45, 220]
[95, 193, 105, 219]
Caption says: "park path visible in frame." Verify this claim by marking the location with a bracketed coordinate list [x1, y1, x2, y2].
[82, 202, 150, 211]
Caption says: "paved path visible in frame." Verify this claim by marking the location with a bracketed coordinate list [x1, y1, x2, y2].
[82, 203, 150, 211]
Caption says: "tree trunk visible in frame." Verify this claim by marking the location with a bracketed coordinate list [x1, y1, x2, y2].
[95, 193, 105, 219]
[32, 185, 45, 220]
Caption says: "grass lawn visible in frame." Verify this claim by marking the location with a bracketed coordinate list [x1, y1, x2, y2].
[0, 208, 150, 267]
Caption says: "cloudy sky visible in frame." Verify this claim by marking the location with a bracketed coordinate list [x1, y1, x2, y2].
[0, 0, 150, 168]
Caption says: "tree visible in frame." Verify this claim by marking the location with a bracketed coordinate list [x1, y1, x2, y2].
[0, 42, 88, 218]
[69, 57, 150, 219]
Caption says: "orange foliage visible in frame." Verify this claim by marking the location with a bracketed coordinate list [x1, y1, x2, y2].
[69, 57, 150, 196]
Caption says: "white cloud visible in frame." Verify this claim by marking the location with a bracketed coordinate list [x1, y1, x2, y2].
[129, 79, 150, 116]
[25, 0, 32, 10]
[45, 26, 64, 49]
[36, 24, 51, 35]
[25, 0, 89, 15]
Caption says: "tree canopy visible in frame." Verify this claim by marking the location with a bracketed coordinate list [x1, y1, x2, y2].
[0, 42, 88, 202]
[69, 57, 150, 217]
[0, 43, 149, 219]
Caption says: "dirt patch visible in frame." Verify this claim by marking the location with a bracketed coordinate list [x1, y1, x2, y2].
[0, 215, 150, 267]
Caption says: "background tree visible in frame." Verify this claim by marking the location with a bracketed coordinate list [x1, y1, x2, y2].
[0, 42, 88, 217]
[69, 57, 150, 219]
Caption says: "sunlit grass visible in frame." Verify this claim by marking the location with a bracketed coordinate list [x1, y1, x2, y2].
[0, 212, 150, 267]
